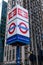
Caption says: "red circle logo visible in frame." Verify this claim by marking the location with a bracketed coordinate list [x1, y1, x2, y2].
[8, 23, 16, 34]
[18, 22, 28, 34]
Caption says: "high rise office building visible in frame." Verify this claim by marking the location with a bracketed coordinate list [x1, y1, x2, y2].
[29, 0, 43, 65]
[0, 0, 7, 65]
[41, 0, 43, 47]
[4, 0, 43, 65]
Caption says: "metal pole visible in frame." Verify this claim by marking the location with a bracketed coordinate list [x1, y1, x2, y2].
[16, 46, 20, 65]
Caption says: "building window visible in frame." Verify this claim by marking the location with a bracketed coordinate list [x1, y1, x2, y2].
[24, 46, 28, 65]
[23, 0, 27, 9]
[12, 0, 16, 8]
[4, 47, 6, 57]
[12, 49, 15, 60]
[9, 50, 11, 61]
[7, 50, 8, 61]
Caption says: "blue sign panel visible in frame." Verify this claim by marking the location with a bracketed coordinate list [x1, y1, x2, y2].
[6, 34, 30, 45]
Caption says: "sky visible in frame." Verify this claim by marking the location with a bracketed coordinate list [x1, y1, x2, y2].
[0, 0, 8, 24]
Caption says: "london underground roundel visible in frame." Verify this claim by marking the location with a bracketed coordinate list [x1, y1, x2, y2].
[18, 22, 28, 34]
[8, 23, 16, 34]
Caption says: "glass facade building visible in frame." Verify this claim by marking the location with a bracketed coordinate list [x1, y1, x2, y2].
[41, 0, 43, 48]
[0, 0, 7, 64]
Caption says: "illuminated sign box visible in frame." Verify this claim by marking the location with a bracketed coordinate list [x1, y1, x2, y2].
[6, 5, 30, 45]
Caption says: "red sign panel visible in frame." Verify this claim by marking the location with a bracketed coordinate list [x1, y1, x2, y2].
[8, 7, 28, 21]
[18, 8, 28, 19]
[8, 8, 17, 20]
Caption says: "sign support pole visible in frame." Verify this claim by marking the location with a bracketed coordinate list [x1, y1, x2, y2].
[16, 46, 20, 65]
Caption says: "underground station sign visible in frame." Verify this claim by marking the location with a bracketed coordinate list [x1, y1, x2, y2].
[6, 5, 30, 45]
[6, 19, 30, 45]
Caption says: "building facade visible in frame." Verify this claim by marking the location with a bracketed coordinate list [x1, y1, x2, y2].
[41, 0, 43, 48]
[4, 0, 43, 65]
[0, 1, 7, 65]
